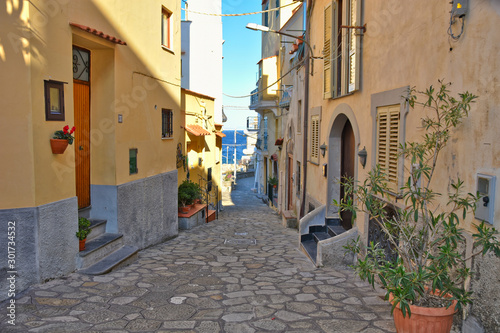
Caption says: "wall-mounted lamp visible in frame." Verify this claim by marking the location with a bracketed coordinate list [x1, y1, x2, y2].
[319, 143, 327, 157]
[358, 146, 367, 169]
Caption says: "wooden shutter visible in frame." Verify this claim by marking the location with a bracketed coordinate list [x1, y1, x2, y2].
[347, 0, 360, 93]
[311, 115, 320, 162]
[377, 105, 400, 191]
[323, 4, 332, 99]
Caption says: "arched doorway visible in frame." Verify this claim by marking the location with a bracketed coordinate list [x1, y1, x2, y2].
[326, 107, 359, 229]
[340, 119, 355, 229]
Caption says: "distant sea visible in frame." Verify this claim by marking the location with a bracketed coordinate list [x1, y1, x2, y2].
[222, 130, 247, 165]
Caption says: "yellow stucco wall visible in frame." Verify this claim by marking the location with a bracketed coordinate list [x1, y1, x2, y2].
[306, 0, 500, 232]
[180, 89, 222, 204]
[0, 0, 182, 209]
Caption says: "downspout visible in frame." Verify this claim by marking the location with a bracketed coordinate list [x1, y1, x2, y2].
[300, 0, 313, 219]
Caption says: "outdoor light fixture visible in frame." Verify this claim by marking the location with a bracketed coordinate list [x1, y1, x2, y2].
[358, 146, 367, 169]
[319, 143, 327, 157]
[245, 23, 318, 59]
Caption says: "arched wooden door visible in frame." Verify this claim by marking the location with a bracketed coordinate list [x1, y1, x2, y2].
[340, 119, 355, 229]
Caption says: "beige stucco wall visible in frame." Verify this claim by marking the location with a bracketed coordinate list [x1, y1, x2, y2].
[307, 0, 500, 233]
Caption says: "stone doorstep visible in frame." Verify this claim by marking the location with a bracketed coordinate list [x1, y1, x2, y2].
[79, 245, 139, 275]
[76, 233, 124, 269]
[282, 210, 297, 229]
[87, 219, 107, 241]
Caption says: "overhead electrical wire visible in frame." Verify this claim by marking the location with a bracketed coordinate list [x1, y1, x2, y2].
[181, 1, 297, 17]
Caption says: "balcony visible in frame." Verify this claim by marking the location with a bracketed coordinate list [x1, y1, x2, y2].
[279, 85, 293, 109]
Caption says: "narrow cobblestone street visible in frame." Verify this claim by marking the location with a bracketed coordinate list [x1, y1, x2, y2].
[1, 177, 396, 332]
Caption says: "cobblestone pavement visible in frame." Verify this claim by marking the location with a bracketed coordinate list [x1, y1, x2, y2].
[0, 177, 396, 332]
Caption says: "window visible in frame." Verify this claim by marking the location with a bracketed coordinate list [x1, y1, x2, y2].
[296, 161, 301, 197]
[129, 148, 138, 174]
[162, 109, 173, 138]
[323, 0, 361, 99]
[162, 8, 172, 49]
[310, 115, 320, 163]
[264, 3, 269, 27]
[376, 105, 400, 192]
[297, 99, 302, 133]
[44, 80, 65, 121]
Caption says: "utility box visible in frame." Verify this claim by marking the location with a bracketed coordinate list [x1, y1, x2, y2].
[475, 174, 496, 224]
[452, 0, 468, 18]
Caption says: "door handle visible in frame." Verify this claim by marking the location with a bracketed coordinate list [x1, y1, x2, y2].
[79, 146, 84, 151]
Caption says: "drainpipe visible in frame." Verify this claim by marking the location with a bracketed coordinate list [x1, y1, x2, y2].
[300, 0, 312, 219]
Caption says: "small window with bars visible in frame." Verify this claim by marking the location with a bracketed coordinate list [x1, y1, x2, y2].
[162, 109, 173, 138]
[376, 105, 400, 192]
[129, 148, 138, 175]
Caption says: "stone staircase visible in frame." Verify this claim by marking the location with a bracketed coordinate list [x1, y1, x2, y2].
[77, 219, 138, 275]
[300, 217, 347, 265]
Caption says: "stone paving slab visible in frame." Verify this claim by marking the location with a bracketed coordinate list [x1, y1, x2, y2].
[0, 177, 396, 332]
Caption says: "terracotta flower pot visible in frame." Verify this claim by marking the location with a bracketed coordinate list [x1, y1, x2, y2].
[79, 239, 86, 251]
[179, 206, 190, 214]
[390, 293, 457, 333]
[50, 139, 69, 154]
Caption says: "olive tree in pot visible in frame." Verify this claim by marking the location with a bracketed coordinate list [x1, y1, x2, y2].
[336, 81, 500, 333]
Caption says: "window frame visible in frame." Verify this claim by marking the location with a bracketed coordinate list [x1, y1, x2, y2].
[129, 148, 138, 175]
[44, 80, 65, 121]
[323, 0, 362, 99]
[161, 7, 172, 50]
[162, 108, 173, 139]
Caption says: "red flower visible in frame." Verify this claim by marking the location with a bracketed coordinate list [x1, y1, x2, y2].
[70, 126, 76, 134]
[63, 125, 69, 134]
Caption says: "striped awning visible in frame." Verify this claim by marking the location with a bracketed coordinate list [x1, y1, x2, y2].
[184, 124, 211, 136]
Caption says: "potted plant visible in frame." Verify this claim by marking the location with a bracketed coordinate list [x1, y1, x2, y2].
[76, 217, 91, 251]
[178, 180, 201, 213]
[51, 125, 75, 154]
[336, 81, 500, 333]
[268, 176, 279, 188]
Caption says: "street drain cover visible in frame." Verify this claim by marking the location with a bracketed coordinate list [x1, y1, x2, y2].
[235, 232, 247, 236]
[224, 238, 257, 245]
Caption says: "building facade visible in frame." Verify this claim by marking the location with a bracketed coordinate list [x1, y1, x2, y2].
[0, 0, 181, 298]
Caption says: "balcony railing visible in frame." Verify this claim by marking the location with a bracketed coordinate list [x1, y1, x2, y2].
[250, 87, 259, 106]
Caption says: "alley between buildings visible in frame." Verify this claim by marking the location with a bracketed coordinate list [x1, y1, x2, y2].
[1, 177, 395, 333]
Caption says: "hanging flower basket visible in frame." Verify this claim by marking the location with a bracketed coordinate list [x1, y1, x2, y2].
[50, 139, 69, 154]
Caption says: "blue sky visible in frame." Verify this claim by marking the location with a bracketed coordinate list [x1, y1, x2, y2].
[221, 1, 262, 130]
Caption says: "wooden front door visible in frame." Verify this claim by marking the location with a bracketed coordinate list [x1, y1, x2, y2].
[287, 154, 293, 210]
[73, 46, 91, 208]
[340, 120, 355, 229]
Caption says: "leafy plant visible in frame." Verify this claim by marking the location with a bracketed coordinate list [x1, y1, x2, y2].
[223, 171, 233, 182]
[268, 176, 279, 186]
[76, 217, 91, 241]
[337, 81, 500, 318]
[178, 180, 202, 207]
[53, 125, 76, 144]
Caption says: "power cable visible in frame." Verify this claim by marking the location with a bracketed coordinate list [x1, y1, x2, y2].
[181, 2, 297, 17]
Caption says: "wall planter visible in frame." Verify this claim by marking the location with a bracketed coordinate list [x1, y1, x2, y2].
[179, 206, 190, 214]
[50, 139, 69, 154]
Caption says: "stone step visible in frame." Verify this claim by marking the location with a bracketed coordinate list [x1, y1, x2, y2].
[207, 209, 216, 223]
[313, 231, 331, 242]
[300, 236, 317, 264]
[76, 233, 123, 269]
[328, 224, 346, 237]
[87, 219, 107, 241]
[79, 245, 139, 275]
